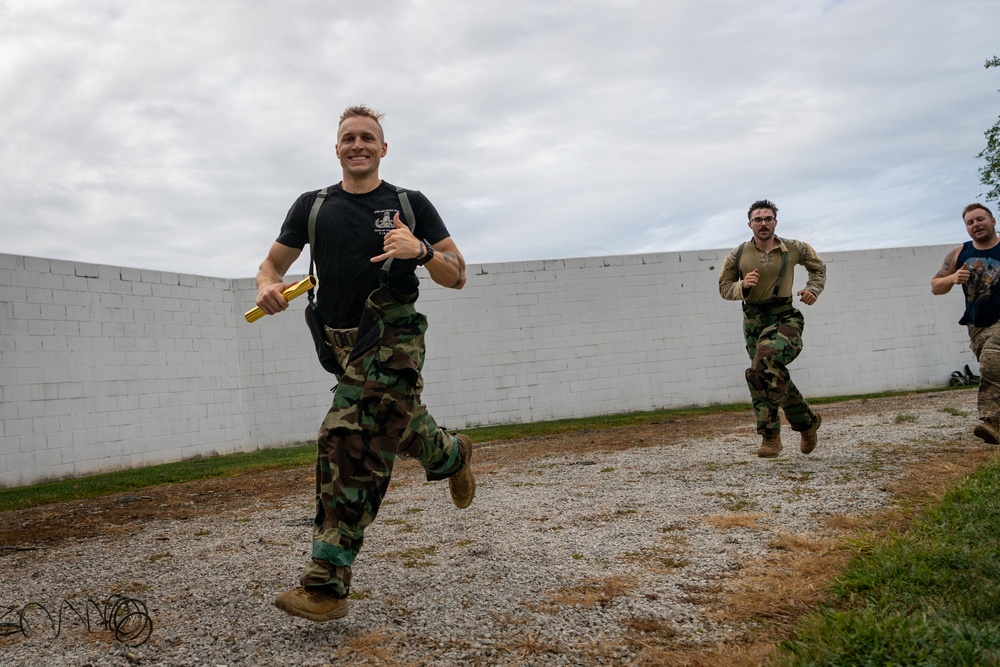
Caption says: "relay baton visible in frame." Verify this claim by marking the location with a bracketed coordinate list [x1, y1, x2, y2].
[244, 275, 317, 323]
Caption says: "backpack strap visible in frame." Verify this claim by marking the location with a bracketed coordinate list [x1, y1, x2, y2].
[736, 239, 789, 300]
[306, 186, 331, 304]
[379, 187, 417, 284]
[772, 238, 789, 299]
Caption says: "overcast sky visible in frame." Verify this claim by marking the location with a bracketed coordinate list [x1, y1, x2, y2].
[2, 0, 998, 279]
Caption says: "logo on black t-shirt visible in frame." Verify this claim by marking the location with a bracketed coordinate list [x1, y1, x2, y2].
[374, 209, 399, 233]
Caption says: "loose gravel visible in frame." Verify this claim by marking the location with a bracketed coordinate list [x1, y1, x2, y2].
[1, 390, 992, 666]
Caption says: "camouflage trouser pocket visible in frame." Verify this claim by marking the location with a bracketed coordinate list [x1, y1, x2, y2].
[357, 344, 421, 436]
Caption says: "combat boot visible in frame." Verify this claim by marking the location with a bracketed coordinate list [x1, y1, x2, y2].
[800, 413, 822, 454]
[274, 586, 348, 622]
[973, 419, 1000, 445]
[757, 433, 782, 458]
[449, 434, 476, 508]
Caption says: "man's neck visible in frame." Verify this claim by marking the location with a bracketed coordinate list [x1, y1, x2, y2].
[973, 234, 1000, 251]
[341, 175, 382, 194]
[751, 236, 779, 254]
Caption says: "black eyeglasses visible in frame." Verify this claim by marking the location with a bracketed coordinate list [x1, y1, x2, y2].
[750, 216, 776, 224]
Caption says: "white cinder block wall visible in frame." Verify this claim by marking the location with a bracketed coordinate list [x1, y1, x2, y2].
[0, 245, 975, 488]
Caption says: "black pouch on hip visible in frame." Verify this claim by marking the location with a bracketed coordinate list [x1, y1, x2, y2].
[305, 301, 344, 376]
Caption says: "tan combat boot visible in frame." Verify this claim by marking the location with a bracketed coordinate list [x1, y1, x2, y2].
[973, 419, 1000, 445]
[449, 434, 476, 509]
[274, 586, 348, 622]
[800, 413, 822, 454]
[757, 433, 782, 458]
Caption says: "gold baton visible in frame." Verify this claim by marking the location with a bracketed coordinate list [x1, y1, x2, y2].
[245, 275, 317, 323]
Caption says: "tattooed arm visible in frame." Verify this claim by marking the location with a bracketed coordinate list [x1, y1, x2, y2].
[930, 245, 968, 295]
[371, 213, 467, 290]
[424, 236, 467, 290]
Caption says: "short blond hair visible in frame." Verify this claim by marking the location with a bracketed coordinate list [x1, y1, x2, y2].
[339, 105, 384, 134]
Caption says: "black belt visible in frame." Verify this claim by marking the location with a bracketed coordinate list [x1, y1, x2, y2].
[743, 297, 794, 315]
[325, 327, 357, 349]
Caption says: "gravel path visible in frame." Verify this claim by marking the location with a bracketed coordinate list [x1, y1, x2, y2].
[1, 390, 992, 666]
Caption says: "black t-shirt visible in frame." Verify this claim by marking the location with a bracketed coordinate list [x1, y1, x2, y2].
[276, 181, 450, 328]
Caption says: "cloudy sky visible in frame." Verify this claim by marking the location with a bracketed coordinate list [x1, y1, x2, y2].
[2, 0, 998, 279]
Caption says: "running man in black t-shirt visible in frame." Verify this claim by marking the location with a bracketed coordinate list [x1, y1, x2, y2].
[254, 105, 475, 622]
[932, 203, 1000, 445]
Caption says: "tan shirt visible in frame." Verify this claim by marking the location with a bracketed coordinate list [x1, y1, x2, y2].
[718, 237, 826, 303]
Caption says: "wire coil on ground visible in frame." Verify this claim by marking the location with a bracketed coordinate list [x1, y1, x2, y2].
[0, 593, 152, 647]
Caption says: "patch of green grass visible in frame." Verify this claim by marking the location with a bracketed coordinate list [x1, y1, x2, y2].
[894, 413, 918, 423]
[939, 406, 971, 417]
[659, 555, 690, 569]
[773, 457, 1000, 666]
[386, 546, 437, 568]
[706, 491, 759, 512]
[0, 443, 316, 512]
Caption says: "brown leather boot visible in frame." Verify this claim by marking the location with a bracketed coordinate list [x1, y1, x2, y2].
[757, 433, 782, 458]
[800, 413, 822, 454]
[973, 419, 1000, 445]
[274, 587, 348, 622]
[449, 434, 476, 509]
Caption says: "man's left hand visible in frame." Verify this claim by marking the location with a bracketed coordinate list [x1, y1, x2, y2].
[371, 213, 422, 263]
[797, 289, 817, 305]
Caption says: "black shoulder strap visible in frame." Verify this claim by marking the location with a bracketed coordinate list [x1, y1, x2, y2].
[306, 187, 331, 303]
[772, 238, 789, 299]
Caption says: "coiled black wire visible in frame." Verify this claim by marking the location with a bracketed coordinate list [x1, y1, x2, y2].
[0, 593, 152, 647]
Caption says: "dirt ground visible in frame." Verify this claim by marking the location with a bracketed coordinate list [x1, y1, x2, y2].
[1, 391, 991, 551]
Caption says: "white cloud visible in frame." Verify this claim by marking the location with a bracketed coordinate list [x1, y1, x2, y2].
[1, 0, 998, 277]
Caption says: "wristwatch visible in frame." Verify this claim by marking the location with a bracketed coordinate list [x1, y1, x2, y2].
[416, 241, 435, 266]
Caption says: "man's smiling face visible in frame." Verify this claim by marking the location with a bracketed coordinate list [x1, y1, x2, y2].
[335, 115, 387, 179]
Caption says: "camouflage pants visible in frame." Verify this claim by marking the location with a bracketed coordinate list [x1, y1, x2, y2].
[742, 299, 817, 436]
[299, 286, 468, 598]
[968, 322, 1000, 424]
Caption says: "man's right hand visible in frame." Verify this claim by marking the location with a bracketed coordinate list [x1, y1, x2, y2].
[953, 266, 971, 286]
[742, 268, 760, 291]
[255, 242, 303, 316]
[255, 280, 297, 315]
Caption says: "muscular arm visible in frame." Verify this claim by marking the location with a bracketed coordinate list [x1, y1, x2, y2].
[255, 242, 303, 314]
[372, 214, 467, 290]
[931, 246, 967, 295]
[797, 243, 826, 299]
[424, 236, 467, 290]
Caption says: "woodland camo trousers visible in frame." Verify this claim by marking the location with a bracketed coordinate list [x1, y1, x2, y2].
[299, 286, 468, 598]
[968, 321, 1000, 425]
[742, 298, 818, 436]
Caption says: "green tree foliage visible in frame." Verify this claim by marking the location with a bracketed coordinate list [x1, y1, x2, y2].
[978, 57, 1000, 203]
